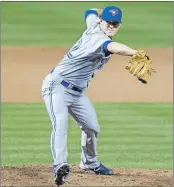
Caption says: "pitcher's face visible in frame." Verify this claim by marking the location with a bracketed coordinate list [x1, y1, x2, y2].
[100, 20, 121, 37]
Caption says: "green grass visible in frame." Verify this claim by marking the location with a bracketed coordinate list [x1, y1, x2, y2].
[2, 2, 172, 47]
[2, 103, 172, 169]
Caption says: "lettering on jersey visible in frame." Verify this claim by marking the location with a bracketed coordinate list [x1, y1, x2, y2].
[67, 38, 82, 58]
[86, 27, 93, 35]
[86, 24, 98, 35]
[50, 68, 55, 74]
[109, 9, 118, 16]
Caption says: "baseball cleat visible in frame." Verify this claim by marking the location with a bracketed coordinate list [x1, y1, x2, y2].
[53, 163, 70, 186]
[91, 163, 114, 175]
[80, 162, 114, 175]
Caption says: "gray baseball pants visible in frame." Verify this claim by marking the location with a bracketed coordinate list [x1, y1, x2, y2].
[42, 74, 100, 169]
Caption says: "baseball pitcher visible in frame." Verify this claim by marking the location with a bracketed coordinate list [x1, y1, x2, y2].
[42, 5, 155, 186]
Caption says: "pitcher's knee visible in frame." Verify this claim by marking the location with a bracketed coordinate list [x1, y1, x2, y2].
[83, 124, 100, 137]
[92, 123, 100, 134]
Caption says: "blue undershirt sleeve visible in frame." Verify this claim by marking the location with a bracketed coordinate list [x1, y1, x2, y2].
[84, 10, 98, 20]
[103, 40, 114, 56]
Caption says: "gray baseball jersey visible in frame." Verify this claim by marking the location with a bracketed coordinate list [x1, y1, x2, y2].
[50, 14, 113, 89]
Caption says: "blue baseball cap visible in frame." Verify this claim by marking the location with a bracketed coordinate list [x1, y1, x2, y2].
[102, 6, 122, 23]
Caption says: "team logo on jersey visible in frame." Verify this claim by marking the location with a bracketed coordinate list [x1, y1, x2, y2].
[109, 9, 118, 16]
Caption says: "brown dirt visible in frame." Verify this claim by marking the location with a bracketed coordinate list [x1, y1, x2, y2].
[2, 47, 172, 103]
[2, 164, 172, 186]
[2, 47, 173, 186]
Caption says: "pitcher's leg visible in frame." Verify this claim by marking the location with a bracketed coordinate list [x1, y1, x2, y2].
[68, 94, 100, 169]
[69, 94, 114, 175]
[80, 128, 99, 169]
[43, 85, 71, 185]
[43, 92, 69, 166]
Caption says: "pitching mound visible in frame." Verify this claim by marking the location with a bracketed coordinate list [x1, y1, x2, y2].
[2, 164, 172, 186]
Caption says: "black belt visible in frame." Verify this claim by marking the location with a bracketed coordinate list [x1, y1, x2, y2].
[61, 80, 82, 93]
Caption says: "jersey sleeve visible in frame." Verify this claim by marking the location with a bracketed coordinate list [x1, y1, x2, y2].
[84, 9, 100, 28]
[103, 40, 114, 56]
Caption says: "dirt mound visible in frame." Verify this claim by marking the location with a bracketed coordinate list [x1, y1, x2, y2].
[2, 164, 172, 186]
[2, 47, 172, 102]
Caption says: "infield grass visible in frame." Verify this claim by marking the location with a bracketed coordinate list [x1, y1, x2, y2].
[2, 2, 172, 47]
[2, 103, 172, 169]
